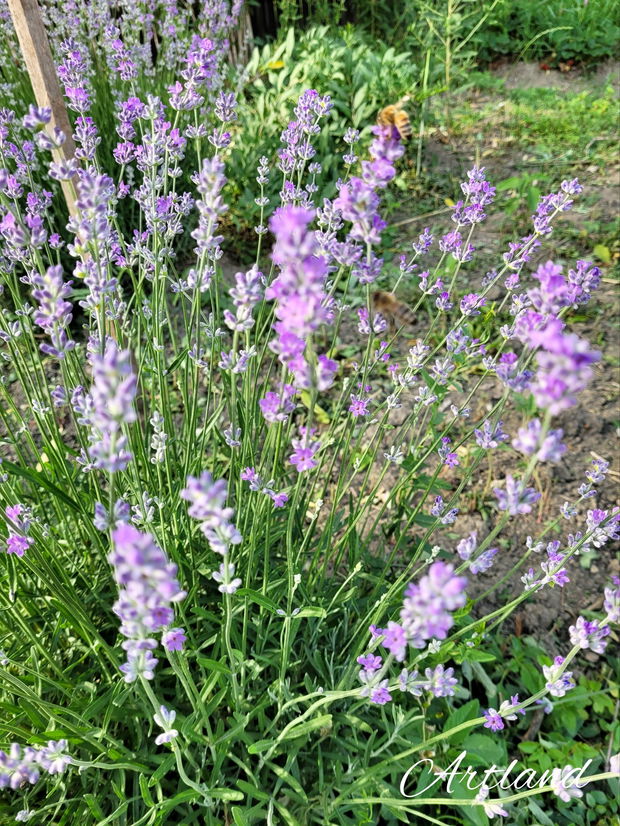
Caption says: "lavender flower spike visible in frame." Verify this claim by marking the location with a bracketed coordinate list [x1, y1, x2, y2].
[181, 472, 243, 592]
[0, 740, 71, 789]
[86, 341, 137, 473]
[109, 524, 186, 682]
[31, 265, 75, 359]
[493, 475, 540, 516]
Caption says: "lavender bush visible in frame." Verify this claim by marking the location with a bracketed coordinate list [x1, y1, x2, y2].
[0, 3, 618, 823]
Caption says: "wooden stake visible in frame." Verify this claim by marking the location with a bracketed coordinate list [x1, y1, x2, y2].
[7, 0, 78, 216]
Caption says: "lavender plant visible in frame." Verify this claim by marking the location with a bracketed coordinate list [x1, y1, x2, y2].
[0, 9, 618, 824]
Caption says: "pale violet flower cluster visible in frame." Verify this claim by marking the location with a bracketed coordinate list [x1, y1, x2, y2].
[512, 419, 565, 463]
[31, 264, 75, 358]
[568, 616, 610, 653]
[109, 524, 187, 682]
[0, 739, 71, 790]
[456, 531, 498, 575]
[542, 656, 576, 698]
[76, 340, 137, 473]
[4, 504, 34, 557]
[493, 475, 540, 516]
[357, 563, 467, 704]
[181, 471, 242, 594]
[483, 695, 525, 731]
[241, 467, 288, 509]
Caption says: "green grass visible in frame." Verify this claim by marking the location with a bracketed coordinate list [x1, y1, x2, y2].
[450, 82, 618, 160]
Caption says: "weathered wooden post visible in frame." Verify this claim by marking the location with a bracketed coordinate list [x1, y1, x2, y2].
[7, 0, 78, 216]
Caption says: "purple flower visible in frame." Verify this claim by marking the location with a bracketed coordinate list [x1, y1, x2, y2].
[349, 394, 370, 418]
[483, 708, 505, 731]
[586, 508, 620, 548]
[23, 105, 51, 130]
[215, 90, 237, 123]
[498, 694, 526, 722]
[567, 259, 601, 304]
[334, 124, 400, 246]
[240, 467, 262, 491]
[276, 89, 332, 187]
[460, 293, 487, 316]
[289, 427, 320, 473]
[57, 39, 91, 114]
[0, 740, 71, 790]
[527, 260, 572, 314]
[429, 356, 455, 386]
[512, 419, 566, 463]
[495, 352, 533, 392]
[531, 180, 581, 237]
[109, 525, 186, 682]
[476, 785, 508, 818]
[240, 468, 289, 511]
[398, 668, 424, 696]
[270, 491, 289, 508]
[543, 656, 575, 697]
[475, 420, 508, 449]
[519, 316, 600, 414]
[357, 653, 382, 672]
[470, 547, 498, 574]
[31, 265, 75, 359]
[316, 354, 338, 390]
[435, 291, 453, 312]
[51, 385, 67, 407]
[604, 578, 620, 623]
[85, 341, 137, 473]
[182, 472, 242, 560]
[266, 205, 332, 387]
[181, 472, 233, 524]
[370, 681, 392, 705]
[399, 561, 468, 649]
[457, 531, 477, 561]
[212, 561, 242, 594]
[381, 621, 408, 661]
[0, 744, 40, 790]
[4, 504, 33, 558]
[412, 227, 433, 256]
[456, 166, 496, 224]
[359, 669, 391, 704]
[569, 616, 610, 653]
[191, 155, 227, 264]
[357, 306, 388, 336]
[431, 496, 459, 525]
[93, 499, 130, 532]
[585, 458, 609, 485]
[493, 475, 540, 515]
[437, 437, 459, 466]
[225, 265, 263, 332]
[223, 426, 242, 447]
[39, 740, 72, 775]
[259, 384, 297, 423]
[424, 664, 458, 697]
[162, 628, 187, 652]
[6, 535, 34, 557]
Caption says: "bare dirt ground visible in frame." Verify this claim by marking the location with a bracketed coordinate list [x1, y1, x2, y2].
[493, 58, 620, 93]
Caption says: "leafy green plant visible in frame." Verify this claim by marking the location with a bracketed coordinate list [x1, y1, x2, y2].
[468, 0, 620, 64]
[228, 25, 423, 247]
